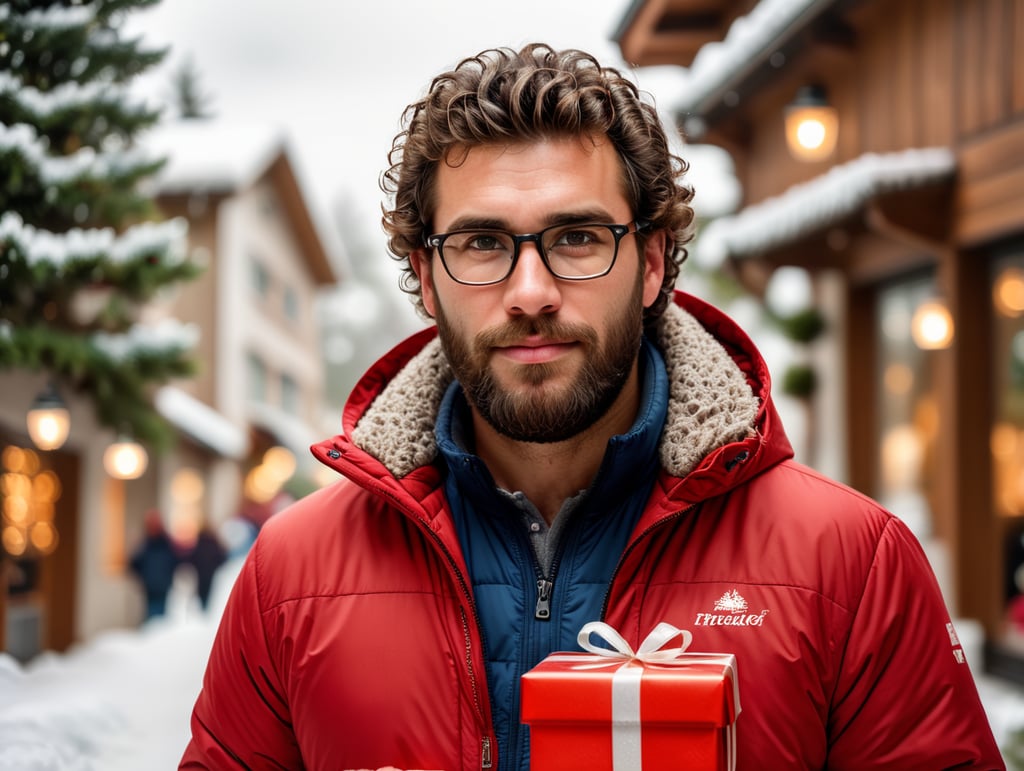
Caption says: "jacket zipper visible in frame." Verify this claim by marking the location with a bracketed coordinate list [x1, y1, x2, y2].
[328, 458, 496, 769]
[600, 503, 697, 619]
[423, 526, 495, 770]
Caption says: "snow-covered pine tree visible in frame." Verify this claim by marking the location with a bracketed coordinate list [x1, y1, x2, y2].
[0, 0, 200, 449]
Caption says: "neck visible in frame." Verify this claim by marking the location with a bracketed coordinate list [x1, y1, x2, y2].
[471, 363, 641, 524]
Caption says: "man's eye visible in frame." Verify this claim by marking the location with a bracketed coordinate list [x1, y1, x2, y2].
[561, 230, 595, 246]
[467, 234, 506, 251]
[551, 227, 603, 250]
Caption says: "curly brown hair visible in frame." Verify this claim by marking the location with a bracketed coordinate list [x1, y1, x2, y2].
[381, 43, 694, 327]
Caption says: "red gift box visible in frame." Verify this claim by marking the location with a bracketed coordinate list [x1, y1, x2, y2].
[520, 622, 739, 771]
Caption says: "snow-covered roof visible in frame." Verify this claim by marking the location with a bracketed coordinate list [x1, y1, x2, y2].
[142, 120, 340, 285]
[143, 121, 286, 194]
[673, 0, 834, 118]
[694, 147, 957, 268]
[154, 386, 248, 460]
[246, 401, 319, 471]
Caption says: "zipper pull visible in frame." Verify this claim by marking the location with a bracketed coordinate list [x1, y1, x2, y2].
[481, 735, 493, 768]
[535, 578, 553, 620]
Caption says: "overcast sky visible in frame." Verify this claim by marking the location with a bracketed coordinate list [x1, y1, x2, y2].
[125, 0, 738, 264]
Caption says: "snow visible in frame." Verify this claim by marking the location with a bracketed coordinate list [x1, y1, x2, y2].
[694, 148, 957, 268]
[0, 559, 241, 770]
[142, 121, 287, 194]
[90, 318, 199, 361]
[154, 387, 248, 460]
[672, 0, 829, 117]
[16, 3, 95, 30]
[0, 122, 153, 186]
[0, 211, 188, 268]
[0, 72, 145, 123]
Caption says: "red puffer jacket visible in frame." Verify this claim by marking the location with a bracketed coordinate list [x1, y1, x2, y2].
[181, 292, 1004, 771]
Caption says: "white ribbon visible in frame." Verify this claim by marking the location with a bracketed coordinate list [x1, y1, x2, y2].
[575, 622, 692, 770]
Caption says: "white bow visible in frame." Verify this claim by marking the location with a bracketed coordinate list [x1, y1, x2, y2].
[577, 620, 694, 663]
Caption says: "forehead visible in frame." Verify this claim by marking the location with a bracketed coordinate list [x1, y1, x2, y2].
[432, 135, 631, 230]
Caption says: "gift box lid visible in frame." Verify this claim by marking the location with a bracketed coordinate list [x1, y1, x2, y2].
[521, 652, 739, 726]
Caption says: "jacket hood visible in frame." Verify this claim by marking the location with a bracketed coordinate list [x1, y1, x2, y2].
[320, 291, 792, 490]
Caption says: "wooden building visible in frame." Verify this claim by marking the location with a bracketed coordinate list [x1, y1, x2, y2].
[616, 0, 1024, 681]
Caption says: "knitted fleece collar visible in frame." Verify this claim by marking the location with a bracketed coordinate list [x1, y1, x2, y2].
[351, 303, 760, 480]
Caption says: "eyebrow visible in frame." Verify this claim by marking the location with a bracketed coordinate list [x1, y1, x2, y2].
[441, 208, 618, 233]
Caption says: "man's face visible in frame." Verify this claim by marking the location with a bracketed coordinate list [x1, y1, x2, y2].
[412, 135, 665, 443]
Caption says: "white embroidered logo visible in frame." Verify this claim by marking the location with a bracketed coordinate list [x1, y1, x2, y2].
[713, 590, 749, 613]
[695, 589, 769, 627]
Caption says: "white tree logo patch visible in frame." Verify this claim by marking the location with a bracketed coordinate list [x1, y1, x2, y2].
[713, 590, 749, 614]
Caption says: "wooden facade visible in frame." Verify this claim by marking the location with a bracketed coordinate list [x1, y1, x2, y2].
[617, 0, 1024, 680]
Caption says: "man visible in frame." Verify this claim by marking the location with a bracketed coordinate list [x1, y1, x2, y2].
[181, 44, 1004, 770]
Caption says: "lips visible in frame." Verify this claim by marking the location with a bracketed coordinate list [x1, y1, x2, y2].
[495, 338, 577, 364]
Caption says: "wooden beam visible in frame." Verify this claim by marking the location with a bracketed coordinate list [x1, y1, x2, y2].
[864, 183, 953, 253]
[941, 246, 1002, 632]
[617, 0, 671, 66]
[628, 30, 721, 67]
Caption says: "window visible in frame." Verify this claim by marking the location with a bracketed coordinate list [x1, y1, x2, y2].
[283, 285, 300, 322]
[250, 256, 270, 299]
[281, 373, 300, 415]
[247, 353, 267, 403]
[874, 275, 942, 543]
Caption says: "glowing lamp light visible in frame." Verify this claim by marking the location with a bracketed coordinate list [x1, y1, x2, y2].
[911, 299, 955, 350]
[784, 85, 839, 162]
[103, 438, 149, 480]
[26, 382, 70, 451]
[994, 267, 1024, 318]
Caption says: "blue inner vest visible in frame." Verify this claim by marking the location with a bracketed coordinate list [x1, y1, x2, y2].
[435, 338, 669, 771]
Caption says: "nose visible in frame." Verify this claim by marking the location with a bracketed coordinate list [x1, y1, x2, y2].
[502, 240, 562, 317]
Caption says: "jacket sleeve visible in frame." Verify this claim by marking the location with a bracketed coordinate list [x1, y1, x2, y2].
[827, 516, 1005, 770]
[179, 537, 302, 769]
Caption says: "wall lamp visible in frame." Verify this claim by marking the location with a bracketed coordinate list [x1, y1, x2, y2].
[103, 436, 149, 480]
[785, 84, 839, 162]
[26, 381, 70, 451]
[911, 298, 955, 350]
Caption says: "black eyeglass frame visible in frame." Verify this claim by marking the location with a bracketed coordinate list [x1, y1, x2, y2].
[424, 219, 651, 286]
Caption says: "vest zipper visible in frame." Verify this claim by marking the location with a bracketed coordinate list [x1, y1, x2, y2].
[535, 578, 553, 620]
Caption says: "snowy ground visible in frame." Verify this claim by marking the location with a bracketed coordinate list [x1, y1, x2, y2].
[0, 561, 238, 771]
[1, 557, 1023, 770]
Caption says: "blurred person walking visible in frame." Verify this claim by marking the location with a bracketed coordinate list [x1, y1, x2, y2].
[129, 510, 179, 621]
[185, 523, 227, 612]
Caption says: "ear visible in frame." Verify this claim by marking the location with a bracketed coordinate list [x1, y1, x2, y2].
[410, 248, 438, 318]
[641, 228, 668, 309]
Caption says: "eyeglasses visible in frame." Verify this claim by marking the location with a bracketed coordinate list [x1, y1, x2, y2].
[424, 220, 650, 286]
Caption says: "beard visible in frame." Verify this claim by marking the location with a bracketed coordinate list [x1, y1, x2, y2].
[434, 273, 646, 443]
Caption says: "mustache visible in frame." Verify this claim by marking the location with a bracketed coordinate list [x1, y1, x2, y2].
[475, 316, 598, 349]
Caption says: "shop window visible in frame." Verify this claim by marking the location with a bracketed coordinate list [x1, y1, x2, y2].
[874, 276, 942, 544]
[992, 252, 1024, 651]
[2, 443, 61, 661]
